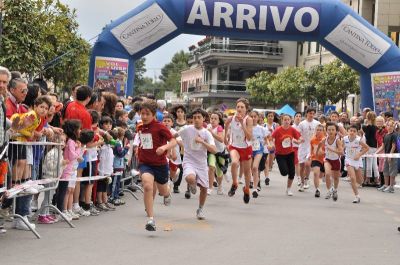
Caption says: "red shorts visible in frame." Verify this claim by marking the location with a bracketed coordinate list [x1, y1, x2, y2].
[169, 161, 179, 172]
[293, 147, 299, 165]
[325, 159, 341, 171]
[228, 145, 252, 162]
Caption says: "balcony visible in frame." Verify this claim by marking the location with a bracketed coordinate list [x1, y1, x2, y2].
[189, 39, 284, 64]
[187, 81, 249, 99]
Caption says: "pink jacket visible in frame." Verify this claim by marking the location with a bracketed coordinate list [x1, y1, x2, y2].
[61, 139, 81, 180]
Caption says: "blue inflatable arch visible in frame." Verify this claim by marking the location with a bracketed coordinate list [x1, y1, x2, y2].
[89, 0, 400, 109]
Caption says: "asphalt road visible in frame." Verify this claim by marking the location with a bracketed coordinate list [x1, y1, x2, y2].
[1, 168, 400, 265]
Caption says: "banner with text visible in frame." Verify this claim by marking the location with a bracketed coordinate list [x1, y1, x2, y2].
[371, 72, 400, 120]
[94, 57, 129, 96]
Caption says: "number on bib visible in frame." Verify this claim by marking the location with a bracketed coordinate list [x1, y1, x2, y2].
[282, 137, 292, 149]
[140, 133, 153, 150]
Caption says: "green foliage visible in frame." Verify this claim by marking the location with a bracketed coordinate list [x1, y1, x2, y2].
[159, 50, 189, 95]
[246, 71, 277, 107]
[134, 57, 147, 91]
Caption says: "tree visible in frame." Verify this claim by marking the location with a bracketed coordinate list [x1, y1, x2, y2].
[246, 71, 277, 108]
[269, 67, 307, 107]
[135, 77, 163, 97]
[134, 57, 146, 91]
[159, 50, 189, 95]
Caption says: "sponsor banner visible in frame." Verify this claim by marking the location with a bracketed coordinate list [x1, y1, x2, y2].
[94, 57, 129, 96]
[111, 3, 178, 55]
[185, 0, 320, 35]
[371, 72, 400, 120]
[325, 15, 390, 69]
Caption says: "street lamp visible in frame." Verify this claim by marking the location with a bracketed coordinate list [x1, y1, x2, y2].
[348, 94, 356, 116]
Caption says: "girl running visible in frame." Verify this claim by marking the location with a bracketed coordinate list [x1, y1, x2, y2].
[264, 111, 278, 184]
[292, 112, 302, 186]
[225, 98, 253, 204]
[310, 124, 326, 198]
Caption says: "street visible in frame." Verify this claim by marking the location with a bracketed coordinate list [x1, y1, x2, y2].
[1, 168, 400, 265]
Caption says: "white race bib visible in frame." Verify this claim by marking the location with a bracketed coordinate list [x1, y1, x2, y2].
[282, 137, 292, 149]
[140, 133, 153, 150]
[252, 140, 260, 151]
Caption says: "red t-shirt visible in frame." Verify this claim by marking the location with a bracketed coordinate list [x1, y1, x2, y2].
[64, 101, 92, 130]
[137, 120, 173, 166]
[272, 126, 301, 155]
[6, 97, 27, 118]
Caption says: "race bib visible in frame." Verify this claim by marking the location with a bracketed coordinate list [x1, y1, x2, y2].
[282, 137, 292, 149]
[348, 148, 356, 159]
[140, 133, 153, 150]
[252, 140, 260, 151]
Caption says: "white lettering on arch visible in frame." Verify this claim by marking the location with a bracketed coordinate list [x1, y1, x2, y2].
[294, 7, 319, 32]
[270, 6, 293, 32]
[213, 2, 234, 28]
[236, 4, 257, 30]
[187, 0, 210, 26]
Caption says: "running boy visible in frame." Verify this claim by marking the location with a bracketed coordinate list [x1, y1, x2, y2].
[137, 100, 177, 231]
[310, 124, 325, 198]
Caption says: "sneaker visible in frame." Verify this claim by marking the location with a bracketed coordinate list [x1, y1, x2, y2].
[145, 219, 156, 231]
[228, 184, 237, 197]
[383, 186, 395, 193]
[249, 182, 253, 189]
[184, 190, 191, 199]
[315, 189, 320, 198]
[352, 196, 361, 204]
[31, 199, 38, 212]
[61, 211, 72, 222]
[213, 181, 218, 188]
[325, 191, 332, 200]
[89, 205, 100, 216]
[239, 178, 244, 184]
[223, 174, 230, 183]
[207, 188, 212, 195]
[97, 203, 109, 211]
[173, 186, 180, 194]
[0, 226, 6, 234]
[46, 214, 58, 222]
[257, 181, 261, 191]
[243, 187, 250, 204]
[38, 215, 55, 224]
[68, 210, 80, 220]
[286, 189, 293, 196]
[377, 185, 387, 191]
[13, 216, 36, 231]
[113, 199, 122, 206]
[189, 184, 197, 195]
[297, 177, 301, 186]
[196, 208, 205, 220]
[304, 180, 310, 189]
[298, 184, 304, 192]
[252, 190, 259, 198]
[332, 190, 338, 201]
[73, 207, 90, 217]
[105, 202, 116, 211]
[217, 186, 224, 195]
[265, 177, 270, 186]
[164, 193, 172, 206]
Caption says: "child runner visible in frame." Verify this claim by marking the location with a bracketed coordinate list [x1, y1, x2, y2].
[249, 111, 269, 198]
[264, 111, 278, 184]
[343, 125, 369, 203]
[207, 112, 225, 195]
[137, 100, 177, 231]
[177, 109, 216, 219]
[310, 124, 326, 198]
[292, 112, 302, 186]
[271, 114, 301, 196]
[298, 108, 320, 191]
[376, 120, 398, 193]
[162, 114, 182, 186]
[225, 98, 253, 204]
[318, 122, 343, 201]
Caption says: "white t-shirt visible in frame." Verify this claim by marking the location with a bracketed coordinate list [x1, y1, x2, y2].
[170, 128, 182, 165]
[252, 125, 268, 152]
[298, 119, 320, 151]
[344, 135, 362, 160]
[86, 147, 98, 162]
[207, 124, 225, 153]
[178, 125, 215, 168]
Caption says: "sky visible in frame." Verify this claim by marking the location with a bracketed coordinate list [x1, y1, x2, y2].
[59, 0, 203, 79]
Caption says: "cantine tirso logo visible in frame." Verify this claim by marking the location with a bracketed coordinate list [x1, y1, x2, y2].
[119, 13, 164, 41]
[342, 24, 385, 55]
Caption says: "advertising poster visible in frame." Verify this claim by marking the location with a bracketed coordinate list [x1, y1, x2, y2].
[371, 72, 400, 120]
[93, 57, 129, 96]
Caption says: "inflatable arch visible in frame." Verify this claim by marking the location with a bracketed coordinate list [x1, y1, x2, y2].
[89, 0, 400, 109]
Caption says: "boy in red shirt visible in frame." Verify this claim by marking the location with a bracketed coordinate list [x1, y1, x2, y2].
[136, 100, 177, 231]
[271, 114, 301, 196]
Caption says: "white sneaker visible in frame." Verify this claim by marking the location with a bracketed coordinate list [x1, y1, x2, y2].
[13, 216, 36, 231]
[224, 174, 230, 183]
[31, 200, 38, 212]
[73, 207, 90, 217]
[217, 186, 224, 195]
[286, 189, 293, 196]
[352, 196, 361, 204]
[189, 184, 197, 195]
[383, 186, 395, 193]
[68, 210, 80, 220]
[196, 208, 205, 220]
[239, 178, 244, 184]
[304, 180, 310, 189]
[298, 184, 304, 192]
[61, 211, 72, 222]
[207, 188, 212, 195]
[163, 193, 172, 206]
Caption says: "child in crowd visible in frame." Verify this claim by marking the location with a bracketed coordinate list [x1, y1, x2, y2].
[162, 114, 182, 185]
[136, 100, 177, 231]
[310, 124, 326, 198]
[177, 109, 216, 219]
[109, 127, 130, 207]
[343, 125, 369, 203]
[61, 119, 83, 221]
[375, 116, 388, 188]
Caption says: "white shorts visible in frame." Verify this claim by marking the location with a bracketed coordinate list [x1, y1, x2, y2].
[183, 162, 208, 188]
[68, 171, 77, 188]
[345, 158, 363, 170]
[298, 147, 310, 164]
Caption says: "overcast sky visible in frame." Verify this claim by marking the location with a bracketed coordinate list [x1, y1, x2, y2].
[60, 0, 203, 79]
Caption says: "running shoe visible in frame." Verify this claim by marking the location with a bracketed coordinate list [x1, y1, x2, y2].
[383, 186, 395, 193]
[352, 197, 361, 204]
[377, 185, 387, 191]
[196, 208, 205, 220]
[68, 210, 80, 220]
[304, 180, 310, 189]
[228, 184, 238, 197]
[298, 184, 304, 192]
[249, 182, 253, 189]
[207, 188, 212, 195]
[239, 178, 244, 184]
[105, 202, 116, 211]
[184, 190, 191, 199]
[37, 215, 55, 224]
[97, 203, 109, 212]
[332, 190, 338, 201]
[243, 187, 250, 204]
[0, 225, 6, 234]
[189, 184, 197, 195]
[286, 189, 293, 196]
[265, 178, 270, 186]
[257, 181, 261, 191]
[173, 186, 180, 194]
[13, 216, 36, 231]
[164, 193, 172, 206]
[213, 181, 218, 188]
[315, 189, 320, 198]
[252, 190, 259, 198]
[145, 219, 156, 231]
[73, 207, 90, 217]
[89, 205, 100, 216]
[61, 211, 73, 222]
[325, 191, 332, 200]
[217, 186, 224, 195]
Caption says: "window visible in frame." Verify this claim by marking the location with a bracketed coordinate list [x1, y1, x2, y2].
[218, 66, 228, 81]
[390, 31, 400, 47]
